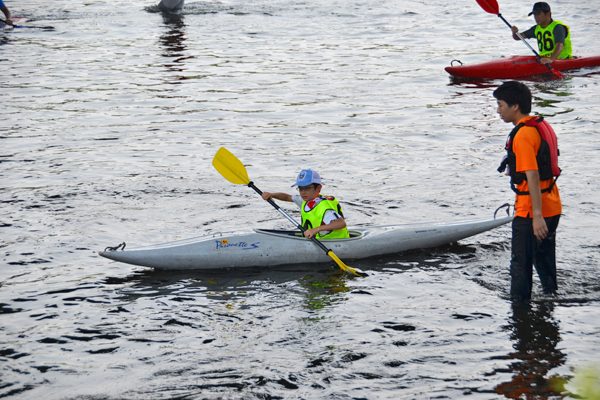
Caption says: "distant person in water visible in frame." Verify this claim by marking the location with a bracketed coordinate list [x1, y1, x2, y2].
[511, 2, 572, 64]
[158, 0, 184, 12]
[0, 0, 13, 26]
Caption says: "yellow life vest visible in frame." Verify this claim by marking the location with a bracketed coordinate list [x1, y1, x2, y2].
[535, 20, 572, 59]
[301, 195, 349, 239]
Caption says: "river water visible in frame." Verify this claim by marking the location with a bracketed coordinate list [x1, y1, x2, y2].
[2, 0, 600, 398]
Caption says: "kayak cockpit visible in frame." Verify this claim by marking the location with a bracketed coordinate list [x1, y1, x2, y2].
[254, 229, 364, 240]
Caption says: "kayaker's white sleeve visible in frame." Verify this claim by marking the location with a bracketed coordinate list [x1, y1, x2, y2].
[323, 209, 342, 224]
[292, 195, 303, 208]
[318, 210, 343, 236]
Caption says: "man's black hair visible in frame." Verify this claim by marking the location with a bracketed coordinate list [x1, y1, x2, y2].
[493, 81, 532, 114]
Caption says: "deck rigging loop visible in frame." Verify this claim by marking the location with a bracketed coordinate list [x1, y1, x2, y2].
[450, 59, 463, 66]
[104, 242, 126, 252]
[493, 203, 512, 219]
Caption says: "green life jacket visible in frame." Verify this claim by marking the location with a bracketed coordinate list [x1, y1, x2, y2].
[535, 20, 572, 59]
[301, 195, 349, 239]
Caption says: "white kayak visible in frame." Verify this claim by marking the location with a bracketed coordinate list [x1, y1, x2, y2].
[99, 211, 512, 270]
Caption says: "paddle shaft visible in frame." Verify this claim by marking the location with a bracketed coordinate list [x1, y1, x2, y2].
[497, 14, 538, 55]
[247, 182, 334, 255]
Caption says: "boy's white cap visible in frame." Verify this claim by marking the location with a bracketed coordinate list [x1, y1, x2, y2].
[292, 169, 322, 187]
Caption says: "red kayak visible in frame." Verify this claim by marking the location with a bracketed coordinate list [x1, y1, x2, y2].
[445, 54, 600, 79]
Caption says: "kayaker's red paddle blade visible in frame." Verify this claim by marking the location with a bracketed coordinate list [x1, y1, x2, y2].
[476, 0, 499, 14]
[547, 65, 564, 79]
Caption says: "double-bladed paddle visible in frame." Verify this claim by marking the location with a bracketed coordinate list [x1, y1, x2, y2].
[475, 0, 564, 79]
[212, 147, 365, 277]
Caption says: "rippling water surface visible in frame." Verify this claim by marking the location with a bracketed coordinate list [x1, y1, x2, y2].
[2, 0, 600, 398]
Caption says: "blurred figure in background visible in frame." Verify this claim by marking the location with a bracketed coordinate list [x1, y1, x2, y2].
[1, 0, 13, 26]
[158, 0, 185, 12]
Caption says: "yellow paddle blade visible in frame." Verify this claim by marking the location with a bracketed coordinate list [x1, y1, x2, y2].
[212, 147, 251, 185]
[327, 251, 365, 277]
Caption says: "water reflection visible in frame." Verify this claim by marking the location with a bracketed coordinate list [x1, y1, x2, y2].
[447, 76, 577, 119]
[447, 78, 501, 89]
[299, 273, 351, 311]
[494, 301, 566, 398]
[108, 263, 346, 303]
[159, 12, 192, 81]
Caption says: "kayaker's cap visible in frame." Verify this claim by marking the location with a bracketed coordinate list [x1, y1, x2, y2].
[292, 169, 322, 187]
[528, 2, 550, 16]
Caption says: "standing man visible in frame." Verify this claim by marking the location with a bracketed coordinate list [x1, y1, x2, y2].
[511, 2, 572, 65]
[493, 81, 562, 301]
[0, 0, 13, 26]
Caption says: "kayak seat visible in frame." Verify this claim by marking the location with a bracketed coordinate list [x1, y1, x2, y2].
[257, 229, 363, 239]
[258, 229, 304, 237]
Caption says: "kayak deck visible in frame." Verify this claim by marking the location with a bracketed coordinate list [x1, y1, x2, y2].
[256, 229, 364, 239]
[445, 54, 600, 79]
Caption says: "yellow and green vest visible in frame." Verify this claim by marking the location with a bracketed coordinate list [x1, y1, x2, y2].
[301, 195, 349, 239]
[535, 20, 572, 59]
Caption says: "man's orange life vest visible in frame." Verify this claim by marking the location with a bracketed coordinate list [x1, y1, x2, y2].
[498, 116, 561, 195]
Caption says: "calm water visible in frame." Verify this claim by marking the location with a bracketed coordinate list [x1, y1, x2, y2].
[2, 0, 600, 398]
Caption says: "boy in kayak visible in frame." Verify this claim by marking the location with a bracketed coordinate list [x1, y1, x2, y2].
[261, 169, 349, 240]
[511, 2, 572, 64]
[493, 81, 561, 301]
[1, 0, 13, 26]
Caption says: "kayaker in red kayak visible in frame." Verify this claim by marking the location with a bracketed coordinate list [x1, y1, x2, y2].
[261, 169, 350, 240]
[493, 81, 562, 301]
[510, 2, 572, 65]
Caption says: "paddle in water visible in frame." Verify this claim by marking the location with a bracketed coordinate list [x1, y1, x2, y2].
[1, 18, 54, 30]
[475, 0, 564, 79]
[212, 147, 366, 277]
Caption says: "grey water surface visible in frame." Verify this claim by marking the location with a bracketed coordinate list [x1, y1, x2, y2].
[2, 0, 600, 398]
